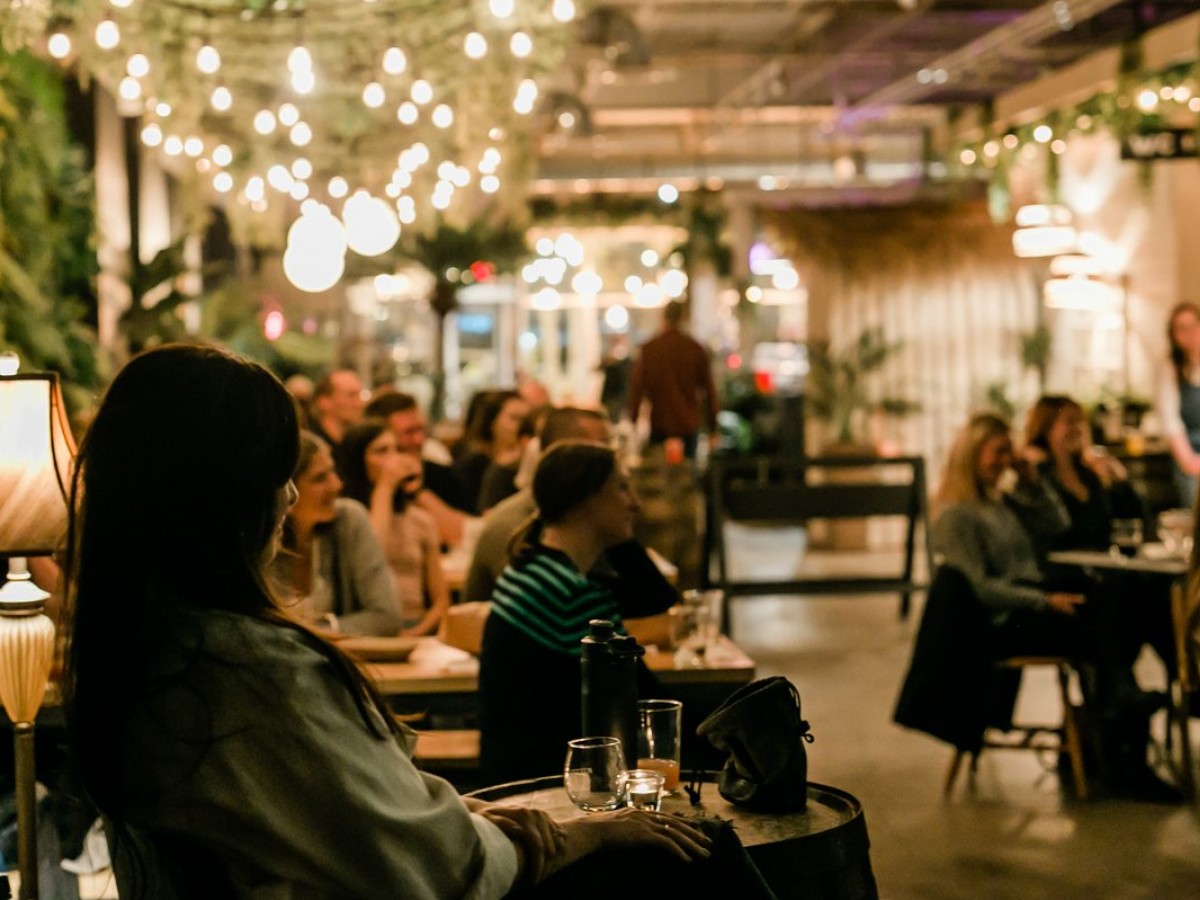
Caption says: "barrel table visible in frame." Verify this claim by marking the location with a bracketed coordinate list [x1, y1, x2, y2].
[468, 774, 877, 899]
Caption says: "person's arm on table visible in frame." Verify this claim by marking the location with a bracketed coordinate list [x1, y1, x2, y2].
[404, 513, 452, 637]
[335, 501, 404, 635]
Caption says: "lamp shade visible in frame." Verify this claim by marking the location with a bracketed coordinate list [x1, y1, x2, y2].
[0, 373, 76, 556]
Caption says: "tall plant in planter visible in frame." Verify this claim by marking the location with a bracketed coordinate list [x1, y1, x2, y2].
[806, 326, 920, 451]
[401, 219, 526, 419]
[0, 49, 101, 411]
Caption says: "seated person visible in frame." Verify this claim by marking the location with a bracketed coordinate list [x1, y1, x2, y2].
[933, 412, 1178, 801]
[276, 431, 403, 636]
[65, 343, 728, 899]
[480, 440, 661, 783]
[365, 391, 474, 547]
[338, 419, 451, 637]
[455, 389, 530, 514]
[476, 406, 543, 513]
[464, 406, 676, 647]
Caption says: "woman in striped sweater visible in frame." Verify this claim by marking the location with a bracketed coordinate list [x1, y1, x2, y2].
[479, 439, 652, 783]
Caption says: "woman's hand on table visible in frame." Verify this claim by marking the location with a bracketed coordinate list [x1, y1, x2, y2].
[473, 804, 566, 883]
[569, 808, 713, 863]
[1046, 592, 1086, 616]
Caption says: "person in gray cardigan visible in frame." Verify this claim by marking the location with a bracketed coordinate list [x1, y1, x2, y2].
[277, 431, 402, 635]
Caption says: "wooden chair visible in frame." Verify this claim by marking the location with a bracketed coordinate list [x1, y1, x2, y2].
[1170, 578, 1198, 797]
[944, 656, 1090, 800]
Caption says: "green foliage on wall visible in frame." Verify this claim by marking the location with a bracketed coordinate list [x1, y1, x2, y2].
[0, 49, 101, 409]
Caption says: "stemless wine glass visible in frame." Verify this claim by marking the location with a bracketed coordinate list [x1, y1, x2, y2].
[564, 737, 626, 812]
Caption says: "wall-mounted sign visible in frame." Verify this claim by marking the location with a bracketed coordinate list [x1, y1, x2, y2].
[1120, 127, 1197, 161]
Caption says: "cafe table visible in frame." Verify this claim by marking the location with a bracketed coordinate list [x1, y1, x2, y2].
[465, 774, 877, 900]
[1046, 547, 1194, 795]
[364, 635, 756, 726]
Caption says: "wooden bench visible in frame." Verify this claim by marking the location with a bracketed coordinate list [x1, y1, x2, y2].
[707, 454, 932, 620]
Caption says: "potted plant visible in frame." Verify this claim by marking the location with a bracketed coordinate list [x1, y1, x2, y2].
[805, 326, 920, 453]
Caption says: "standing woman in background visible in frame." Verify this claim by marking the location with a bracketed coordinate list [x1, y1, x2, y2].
[338, 419, 451, 636]
[1159, 302, 1200, 507]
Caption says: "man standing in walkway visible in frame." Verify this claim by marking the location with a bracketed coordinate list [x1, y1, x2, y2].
[627, 300, 719, 458]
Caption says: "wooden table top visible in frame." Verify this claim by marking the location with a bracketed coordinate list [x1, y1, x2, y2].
[365, 635, 756, 696]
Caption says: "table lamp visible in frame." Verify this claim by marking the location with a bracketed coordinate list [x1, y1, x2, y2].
[0, 354, 76, 899]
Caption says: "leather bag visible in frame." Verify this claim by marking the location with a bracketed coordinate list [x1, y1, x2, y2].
[696, 676, 815, 812]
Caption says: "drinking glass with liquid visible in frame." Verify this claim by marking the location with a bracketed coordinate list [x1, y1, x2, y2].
[1109, 518, 1143, 558]
[637, 699, 683, 793]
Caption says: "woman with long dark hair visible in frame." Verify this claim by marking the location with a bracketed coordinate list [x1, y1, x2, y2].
[1159, 301, 1200, 506]
[338, 418, 450, 636]
[64, 344, 714, 899]
[455, 388, 529, 513]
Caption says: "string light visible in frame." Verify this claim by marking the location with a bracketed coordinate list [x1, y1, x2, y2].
[552, 0, 576, 23]
[196, 44, 221, 74]
[290, 122, 313, 146]
[464, 33, 487, 59]
[383, 46, 407, 75]
[213, 172, 234, 193]
[253, 109, 277, 135]
[432, 104, 453, 128]
[163, 136, 183, 156]
[140, 123, 163, 147]
[212, 144, 233, 166]
[126, 54, 149, 77]
[396, 102, 418, 125]
[292, 158, 312, 179]
[278, 103, 300, 127]
[47, 32, 71, 59]
[95, 20, 120, 50]
[510, 33, 532, 57]
[363, 82, 386, 108]
[411, 80, 433, 104]
[328, 176, 349, 198]
[118, 76, 141, 101]
[210, 86, 232, 112]
[489, 0, 515, 18]
[184, 137, 204, 157]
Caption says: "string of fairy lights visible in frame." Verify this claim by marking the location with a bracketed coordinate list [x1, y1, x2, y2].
[23, 0, 579, 291]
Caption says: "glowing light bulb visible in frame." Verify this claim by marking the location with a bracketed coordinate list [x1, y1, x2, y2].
[184, 137, 204, 157]
[432, 104, 453, 128]
[126, 54, 149, 77]
[196, 44, 221, 74]
[156, 101, 171, 117]
[552, 0, 576, 22]
[213, 172, 234, 193]
[292, 67, 316, 94]
[290, 181, 309, 200]
[383, 46, 407, 75]
[210, 86, 232, 111]
[342, 191, 401, 257]
[268, 165, 294, 192]
[290, 122, 313, 146]
[253, 109, 277, 134]
[513, 79, 538, 115]
[464, 32, 488, 59]
[481, 175, 500, 194]
[212, 144, 233, 166]
[328, 176, 349, 198]
[292, 158, 312, 179]
[118, 76, 141, 101]
[362, 82, 385, 108]
[490, 0, 515, 18]
[163, 136, 183, 156]
[140, 123, 163, 147]
[396, 102, 418, 125]
[510, 32, 532, 57]
[411, 80, 433, 104]
[110, 0, 133, 8]
[657, 184, 679, 203]
[278, 103, 300, 126]
[95, 20, 120, 51]
[288, 46, 312, 73]
[245, 176, 265, 202]
[47, 33, 72, 59]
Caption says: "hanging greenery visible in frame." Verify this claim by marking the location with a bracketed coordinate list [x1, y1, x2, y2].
[0, 48, 101, 411]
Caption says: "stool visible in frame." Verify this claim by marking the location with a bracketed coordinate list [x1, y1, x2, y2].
[944, 656, 1090, 800]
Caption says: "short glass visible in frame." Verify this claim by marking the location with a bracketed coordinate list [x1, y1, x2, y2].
[682, 589, 724, 650]
[564, 737, 626, 812]
[623, 768, 666, 811]
[637, 699, 683, 794]
[1156, 508, 1193, 559]
[1109, 518, 1144, 558]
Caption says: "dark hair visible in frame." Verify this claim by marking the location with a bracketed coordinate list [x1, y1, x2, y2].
[540, 406, 608, 450]
[663, 300, 685, 325]
[64, 345, 390, 828]
[1024, 395, 1083, 456]
[465, 389, 521, 450]
[338, 418, 407, 512]
[365, 391, 418, 419]
[532, 440, 617, 524]
[1168, 302, 1200, 383]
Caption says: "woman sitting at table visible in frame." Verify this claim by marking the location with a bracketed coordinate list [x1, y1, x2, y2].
[933, 412, 1178, 801]
[64, 344, 724, 899]
[276, 431, 403, 636]
[337, 419, 451, 637]
[455, 389, 530, 513]
[479, 439, 659, 784]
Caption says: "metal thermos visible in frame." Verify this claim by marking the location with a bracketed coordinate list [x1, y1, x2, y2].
[580, 619, 643, 768]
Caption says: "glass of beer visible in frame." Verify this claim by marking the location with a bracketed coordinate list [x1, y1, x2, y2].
[637, 699, 683, 793]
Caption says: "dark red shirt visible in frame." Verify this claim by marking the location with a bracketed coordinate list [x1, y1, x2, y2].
[627, 326, 718, 438]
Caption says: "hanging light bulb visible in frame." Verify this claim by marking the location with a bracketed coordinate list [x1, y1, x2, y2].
[396, 102, 418, 125]
[212, 144, 233, 166]
[552, 0, 576, 23]
[285, 204, 347, 293]
[118, 77, 141, 102]
[383, 46, 407, 75]
[288, 46, 313, 73]
[126, 54, 150, 78]
[489, 0, 515, 18]
[290, 122, 313, 146]
[510, 32, 532, 58]
[411, 80, 433, 105]
[163, 136, 183, 156]
[47, 32, 72, 59]
[196, 44, 221, 74]
[210, 86, 232, 112]
[342, 191, 401, 257]
[267, 165, 294, 192]
[362, 82, 386, 108]
[110, 0, 134, 8]
[155, 101, 172, 117]
[245, 176, 266, 203]
[253, 109, 277, 135]
[213, 172, 234, 193]
[140, 123, 163, 147]
[292, 67, 316, 94]
[464, 33, 488, 59]
[481, 175, 500, 194]
[513, 79, 538, 115]
[431, 104, 453, 128]
[328, 176, 349, 198]
[278, 103, 300, 127]
[183, 137, 203, 157]
[95, 20, 120, 51]
[290, 181, 310, 201]
[292, 158, 312, 180]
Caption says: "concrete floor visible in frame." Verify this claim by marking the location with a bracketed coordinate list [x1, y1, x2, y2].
[728, 555, 1200, 900]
